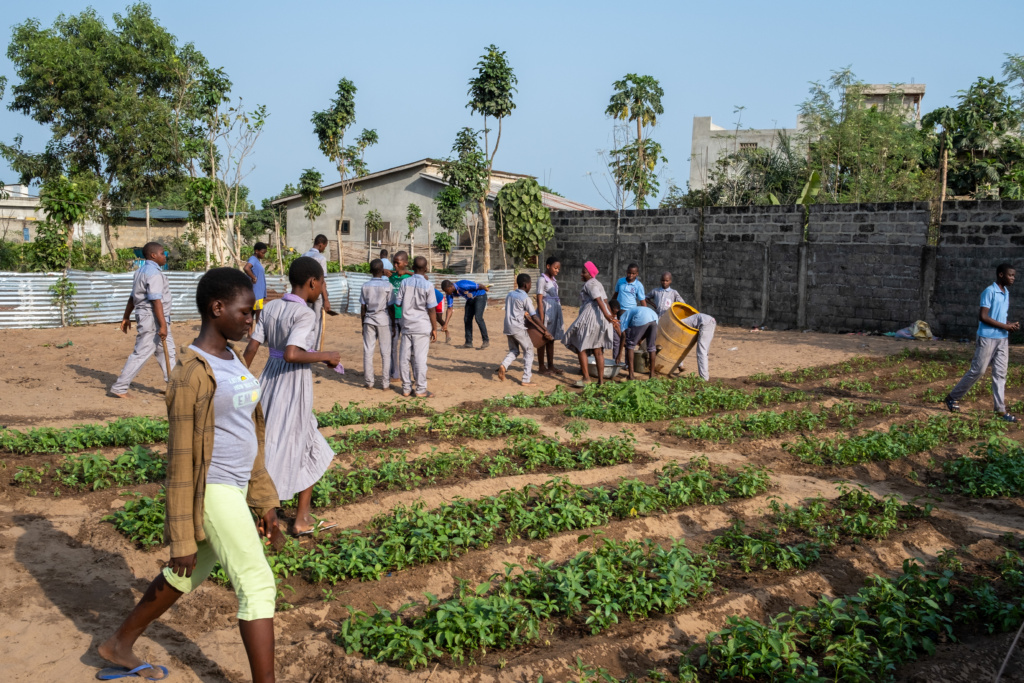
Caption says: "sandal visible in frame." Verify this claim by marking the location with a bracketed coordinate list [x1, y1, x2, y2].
[294, 520, 337, 537]
[944, 396, 961, 413]
[573, 379, 589, 389]
[97, 664, 169, 681]
[414, 390, 436, 398]
[1002, 413, 1018, 423]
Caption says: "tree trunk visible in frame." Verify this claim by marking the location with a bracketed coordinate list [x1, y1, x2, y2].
[145, 202, 150, 244]
[203, 207, 211, 270]
[103, 221, 117, 263]
[336, 186, 346, 271]
[478, 197, 490, 271]
[426, 219, 432, 272]
[274, 217, 285, 275]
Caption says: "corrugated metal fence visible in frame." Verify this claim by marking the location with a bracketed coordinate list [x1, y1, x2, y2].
[0, 269, 516, 329]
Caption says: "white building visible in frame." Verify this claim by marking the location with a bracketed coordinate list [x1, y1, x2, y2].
[0, 183, 104, 243]
[689, 84, 926, 192]
[272, 159, 594, 267]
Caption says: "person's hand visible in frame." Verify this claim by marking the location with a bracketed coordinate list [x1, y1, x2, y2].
[258, 510, 286, 551]
[612, 320, 622, 335]
[324, 302, 332, 313]
[430, 329, 437, 343]
[120, 318, 131, 334]
[465, 292, 474, 299]
[482, 285, 491, 291]
[167, 553, 197, 578]
[159, 323, 168, 340]
[544, 331, 554, 341]
[323, 351, 341, 368]
[1010, 322, 1021, 332]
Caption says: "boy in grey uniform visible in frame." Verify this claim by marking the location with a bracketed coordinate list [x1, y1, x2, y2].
[496, 273, 551, 385]
[648, 272, 686, 317]
[110, 242, 175, 397]
[360, 259, 393, 390]
[396, 256, 438, 398]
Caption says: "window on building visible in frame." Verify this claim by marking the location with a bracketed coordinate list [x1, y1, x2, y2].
[739, 142, 758, 150]
[367, 220, 391, 245]
[335, 219, 351, 235]
[22, 227, 30, 242]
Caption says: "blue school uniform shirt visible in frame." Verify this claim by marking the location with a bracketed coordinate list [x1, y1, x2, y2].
[620, 306, 658, 330]
[453, 280, 487, 299]
[615, 277, 646, 311]
[247, 255, 266, 300]
[978, 282, 1010, 339]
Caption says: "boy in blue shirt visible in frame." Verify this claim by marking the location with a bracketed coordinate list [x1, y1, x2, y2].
[613, 299, 659, 380]
[441, 278, 491, 349]
[243, 242, 268, 329]
[945, 263, 1019, 421]
[612, 263, 645, 364]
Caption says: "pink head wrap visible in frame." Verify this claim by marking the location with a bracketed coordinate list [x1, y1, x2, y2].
[583, 261, 599, 278]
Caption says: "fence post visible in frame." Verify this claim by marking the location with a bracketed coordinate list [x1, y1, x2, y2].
[759, 242, 771, 327]
[797, 242, 809, 329]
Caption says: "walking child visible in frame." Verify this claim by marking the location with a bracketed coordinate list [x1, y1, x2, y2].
[360, 259, 392, 390]
[613, 300, 660, 381]
[611, 263, 645, 364]
[944, 263, 1020, 421]
[302, 235, 331, 350]
[243, 257, 341, 535]
[98, 267, 283, 682]
[537, 256, 565, 375]
[388, 251, 412, 381]
[396, 255, 438, 398]
[678, 312, 717, 381]
[244, 242, 268, 329]
[110, 242, 175, 398]
[563, 261, 620, 388]
[496, 273, 552, 386]
[648, 271, 685, 317]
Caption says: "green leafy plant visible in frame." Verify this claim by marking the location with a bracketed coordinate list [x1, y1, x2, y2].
[0, 416, 168, 454]
[493, 177, 553, 266]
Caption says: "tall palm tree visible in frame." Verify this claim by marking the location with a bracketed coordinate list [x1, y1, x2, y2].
[606, 74, 665, 207]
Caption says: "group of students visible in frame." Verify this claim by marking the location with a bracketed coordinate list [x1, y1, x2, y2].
[98, 241, 722, 681]
[97, 239, 1022, 682]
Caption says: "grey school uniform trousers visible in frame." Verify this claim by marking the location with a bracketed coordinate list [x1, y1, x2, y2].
[390, 317, 404, 379]
[501, 329, 535, 383]
[681, 313, 716, 381]
[400, 332, 430, 394]
[362, 323, 392, 388]
[949, 336, 1009, 412]
[111, 312, 176, 394]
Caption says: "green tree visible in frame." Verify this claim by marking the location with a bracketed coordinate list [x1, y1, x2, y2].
[493, 178, 553, 267]
[405, 203, 423, 257]
[312, 78, 379, 268]
[1, 4, 222, 258]
[437, 128, 489, 255]
[466, 45, 518, 271]
[923, 76, 1024, 200]
[799, 69, 932, 203]
[299, 168, 325, 245]
[38, 175, 97, 269]
[605, 74, 666, 208]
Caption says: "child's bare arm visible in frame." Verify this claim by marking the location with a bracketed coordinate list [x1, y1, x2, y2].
[242, 339, 260, 367]
[283, 344, 340, 367]
[152, 299, 167, 338]
[120, 296, 135, 333]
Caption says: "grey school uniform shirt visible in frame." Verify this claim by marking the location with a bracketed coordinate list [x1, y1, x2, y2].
[132, 260, 172, 319]
[503, 289, 537, 335]
[360, 277, 392, 327]
[396, 274, 436, 335]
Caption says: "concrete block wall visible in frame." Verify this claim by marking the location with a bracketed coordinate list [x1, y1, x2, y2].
[548, 200, 1024, 338]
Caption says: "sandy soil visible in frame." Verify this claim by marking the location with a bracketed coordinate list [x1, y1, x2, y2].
[3, 309, 1022, 683]
[0, 305, 922, 427]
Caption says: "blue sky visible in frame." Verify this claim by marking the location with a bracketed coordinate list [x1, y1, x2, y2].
[1, 0, 1022, 208]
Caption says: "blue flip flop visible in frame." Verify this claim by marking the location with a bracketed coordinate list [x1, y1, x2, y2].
[96, 664, 169, 680]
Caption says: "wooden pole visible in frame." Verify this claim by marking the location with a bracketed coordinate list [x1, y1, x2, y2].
[426, 219, 433, 272]
[145, 202, 150, 243]
[274, 217, 285, 275]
